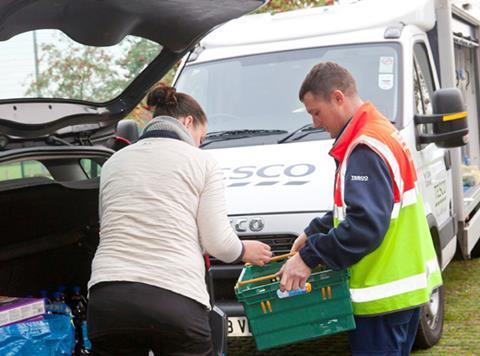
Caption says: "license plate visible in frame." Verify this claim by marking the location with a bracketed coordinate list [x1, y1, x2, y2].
[228, 316, 252, 336]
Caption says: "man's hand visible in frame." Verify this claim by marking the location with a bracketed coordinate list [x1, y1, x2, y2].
[241, 240, 272, 266]
[277, 253, 311, 292]
[290, 232, 308, 253]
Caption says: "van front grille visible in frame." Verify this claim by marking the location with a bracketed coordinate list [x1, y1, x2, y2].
[241, 234, 296, 256]
[210, 234, 296, 265]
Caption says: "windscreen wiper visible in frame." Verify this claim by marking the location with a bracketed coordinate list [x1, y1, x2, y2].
[278, 124, 324, 144]
[200, 129, 287, 148]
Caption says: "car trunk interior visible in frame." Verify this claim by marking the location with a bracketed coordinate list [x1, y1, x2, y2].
[0, 176, 100, 297]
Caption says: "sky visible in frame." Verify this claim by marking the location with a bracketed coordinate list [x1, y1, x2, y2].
[0, 31, 43, 99]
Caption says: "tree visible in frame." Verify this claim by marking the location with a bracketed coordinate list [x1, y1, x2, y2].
[26, 42, 117, 102]
[25, 33, 161, 127]
[25, 34, 160, 103]
[261, 0, 331, 12]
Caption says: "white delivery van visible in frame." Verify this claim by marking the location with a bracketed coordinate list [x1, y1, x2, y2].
[174, 0, 480, 348]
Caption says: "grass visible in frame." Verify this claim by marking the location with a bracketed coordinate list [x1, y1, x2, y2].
[228, 257, 480, 355]
[414, 257, 480, 355]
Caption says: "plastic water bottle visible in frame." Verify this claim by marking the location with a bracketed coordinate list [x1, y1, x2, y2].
[71, 287, 91, 355]
[49, 291, 71, 315]
[53, 291, 65, 303]
[81, 320, 92, 354]
[71, 287, 87, 319]
[39, 289, 50, 304]
[57, 285, 67, 303]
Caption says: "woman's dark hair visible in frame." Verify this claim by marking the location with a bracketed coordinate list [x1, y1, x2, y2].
[146, 83, 207, 127]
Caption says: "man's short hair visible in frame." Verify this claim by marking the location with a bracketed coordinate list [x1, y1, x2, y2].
[299, 62, 358, 102]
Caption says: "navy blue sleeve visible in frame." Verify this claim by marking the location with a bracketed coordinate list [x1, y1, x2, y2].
[304, 211, 333, 236]
[299, 145, 394, 270]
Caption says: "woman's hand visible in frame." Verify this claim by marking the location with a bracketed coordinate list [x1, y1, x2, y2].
[241, 241, 272, 266]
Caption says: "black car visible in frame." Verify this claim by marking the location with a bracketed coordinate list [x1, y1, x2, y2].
[0, 0, 265, 304]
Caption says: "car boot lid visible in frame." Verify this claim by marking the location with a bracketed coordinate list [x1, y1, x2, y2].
[0, 0, 266, 142]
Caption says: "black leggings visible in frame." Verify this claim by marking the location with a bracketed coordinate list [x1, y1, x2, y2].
[87, 282, 213, 356]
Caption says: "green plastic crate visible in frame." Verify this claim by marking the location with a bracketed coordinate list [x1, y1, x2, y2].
[235, 259, 356, 351]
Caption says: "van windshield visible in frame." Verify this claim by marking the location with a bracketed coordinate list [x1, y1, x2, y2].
[176, 43, 401, 145]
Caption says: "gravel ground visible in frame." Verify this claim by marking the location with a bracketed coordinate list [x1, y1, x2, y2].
[228, 257, 480, 355]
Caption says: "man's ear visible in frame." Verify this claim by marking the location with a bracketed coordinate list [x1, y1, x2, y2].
[332, 90, 345, 105]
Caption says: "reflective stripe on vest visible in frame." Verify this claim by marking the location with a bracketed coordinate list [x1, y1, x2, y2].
[349, 257, 439, 303]
[339, 135, 404, 203]
[337, 134, 409, 221]
[336, 137, 421, 221]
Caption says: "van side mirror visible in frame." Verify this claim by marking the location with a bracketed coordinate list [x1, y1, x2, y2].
[414, 88, 468, 148]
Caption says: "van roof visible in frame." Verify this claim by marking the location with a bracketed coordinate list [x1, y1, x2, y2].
[201, 0, 436, 49]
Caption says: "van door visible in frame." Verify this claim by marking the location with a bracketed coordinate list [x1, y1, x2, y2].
[455, 42, 480, 166]
[413, 41, 454, 261]
[412, 40, 453, 348]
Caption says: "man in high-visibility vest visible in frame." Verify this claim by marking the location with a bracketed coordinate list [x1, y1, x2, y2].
[278, 62, 442, 355]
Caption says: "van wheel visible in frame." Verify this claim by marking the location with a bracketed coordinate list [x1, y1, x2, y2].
[471, 241, 480, 258]
[414, 285, 444, 349]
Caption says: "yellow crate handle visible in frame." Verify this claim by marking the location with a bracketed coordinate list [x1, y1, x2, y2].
[237, 273, 279, 286]
[244, 252, 296, 267]
[239, 252, 296, 286]
[270, 252, 296, 262]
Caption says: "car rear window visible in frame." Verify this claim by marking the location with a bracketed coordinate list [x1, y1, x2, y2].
[0, 160, 52, 181]
[0, 30, 162, 103]
[80, 159, 102, 179]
